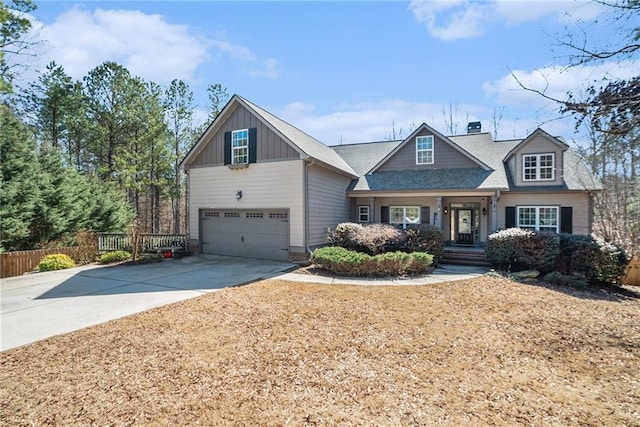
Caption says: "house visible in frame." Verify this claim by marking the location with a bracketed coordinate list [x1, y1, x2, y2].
[180, 95, 600, 262]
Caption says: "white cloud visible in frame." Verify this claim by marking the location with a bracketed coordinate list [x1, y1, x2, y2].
[24, 6, 281, 85]
[409, 0, 603, 40]
[34, 7, 209, 83]
[248, 58, 282, 80]
[483, 60, 639, 107]
[209, 40, 256, 62]
[409, 0, 491, 40]
[278, 99, 488, 145]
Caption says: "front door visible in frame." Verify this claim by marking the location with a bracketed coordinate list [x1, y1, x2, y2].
[456, 209, 473, 244]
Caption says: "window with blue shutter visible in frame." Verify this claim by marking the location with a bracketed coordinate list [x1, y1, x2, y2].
[224, 127, 257, 165]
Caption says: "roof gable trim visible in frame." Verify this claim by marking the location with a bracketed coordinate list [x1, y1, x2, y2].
[505, 128, 570, 160]
[369, 123, 490, 173]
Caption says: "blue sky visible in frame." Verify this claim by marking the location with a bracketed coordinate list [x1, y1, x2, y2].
[23, 1, 638, 145]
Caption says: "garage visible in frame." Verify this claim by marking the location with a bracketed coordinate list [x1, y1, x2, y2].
[200, 209, 290, 261]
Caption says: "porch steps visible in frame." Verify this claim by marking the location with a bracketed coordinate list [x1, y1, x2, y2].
[441, 247, 490, 267]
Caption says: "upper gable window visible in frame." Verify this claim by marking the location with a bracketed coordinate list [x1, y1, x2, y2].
[416, 135, 434, 165]
[232, 129, 249, 164]
[523, 153, 554, 181]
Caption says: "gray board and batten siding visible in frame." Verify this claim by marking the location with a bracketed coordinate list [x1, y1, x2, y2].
[190, 104, 300, 167]
[377, 129, 479, 172]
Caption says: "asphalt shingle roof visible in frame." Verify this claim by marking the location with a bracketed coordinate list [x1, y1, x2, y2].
[331, 140, 401, 176]
[349, 168, 495, 192]
[339, 131, 599, 192]
[239, 96, 357, 177]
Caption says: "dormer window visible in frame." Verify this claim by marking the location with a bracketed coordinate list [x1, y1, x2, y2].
[523, 153, 554, 181]
[232, 129, 249, 164]
[416, 135, 434, 165]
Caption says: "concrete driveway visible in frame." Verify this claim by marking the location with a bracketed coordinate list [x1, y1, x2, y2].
[1, 255, 294, 352]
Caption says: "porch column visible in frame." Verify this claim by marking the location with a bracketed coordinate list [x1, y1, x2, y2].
[435, 196, 442, 228]
[491, 194, 498, 232]
[369, 197, 376, 223]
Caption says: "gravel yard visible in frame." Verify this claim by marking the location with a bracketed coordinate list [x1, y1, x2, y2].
[1, 274, 638, 426]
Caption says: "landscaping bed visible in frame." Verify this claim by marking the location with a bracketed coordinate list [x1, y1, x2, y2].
[1, 275, 639, 426]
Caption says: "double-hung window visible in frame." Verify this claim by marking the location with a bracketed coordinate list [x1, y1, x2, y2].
[416, 135, 434, 165]
[358, 206, 370, 223]
[232, 129, 249, 164]
[517, 206, 559, 232]
[523, 153, 554, 181]
[390, 206, 420, 229]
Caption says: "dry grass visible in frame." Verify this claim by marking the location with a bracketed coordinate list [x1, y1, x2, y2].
[1, 275, 639, 426]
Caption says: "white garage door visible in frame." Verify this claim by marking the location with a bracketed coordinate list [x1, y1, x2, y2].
[200, 209, 289, 261]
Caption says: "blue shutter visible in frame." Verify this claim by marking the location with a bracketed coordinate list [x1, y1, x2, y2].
[223, 131, 231, 165]
[248, 127, 257, 164]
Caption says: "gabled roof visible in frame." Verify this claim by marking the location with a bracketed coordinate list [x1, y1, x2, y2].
[368, 123, 491, 173]
[238, 96, 357, 177]
[504, 127, 569, 160]
[181, 95, 357, 177]
[331, 140, 401, 176]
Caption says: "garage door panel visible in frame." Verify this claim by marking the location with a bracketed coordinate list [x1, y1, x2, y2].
[200, 209, 289, 261]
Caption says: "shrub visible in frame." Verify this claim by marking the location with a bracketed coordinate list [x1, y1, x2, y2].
[327, 223, 405, 255]
[405, 224, 445, 264]
[542, 271, 589, 288]
[593, 238, 628, 285]
[486, 228, 533, 271]
[312, 246, 371, 276]
[556, 234, 628, 285]
[312, 246, 433, 277]
[519, 231, 560, 273]
[486, 228, 559, 273]
[99, 250, 131, 264]
[38, 254, 75, 272]
[327, 223, 363, 251]
[354, 223, 405, 254]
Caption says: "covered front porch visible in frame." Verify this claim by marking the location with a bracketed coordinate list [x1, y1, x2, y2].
[349, 191, 500, 246]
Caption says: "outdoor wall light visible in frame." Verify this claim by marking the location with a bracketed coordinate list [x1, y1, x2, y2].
[443, 206, 448, 215]
[482, 207, 487, 216]
[236, 191, 242, 200]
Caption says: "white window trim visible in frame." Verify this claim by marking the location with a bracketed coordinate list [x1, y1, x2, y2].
[416, 135, 434, 165]
[517, 206, 560, 232]
[522, 153, 555, 181]
[231, 129, 249, 165]
[358, 205, 370, 223]
[390, 206, 421, 229]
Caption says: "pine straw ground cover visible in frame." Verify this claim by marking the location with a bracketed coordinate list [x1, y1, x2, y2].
[1, 276, 639, 426]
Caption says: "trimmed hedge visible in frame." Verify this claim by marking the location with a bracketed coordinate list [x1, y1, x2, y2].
[327, 223, 405, 255]
[99, 250, 131, 264]
[312, 246, 433, 277]
[38, 254, 75, 272]
[405, 224, 445, 265]
[556, 234, 628, 285]
[327, 222, 444, 263]
[486, 228, 559, 273]
[487, 228, 628, 285]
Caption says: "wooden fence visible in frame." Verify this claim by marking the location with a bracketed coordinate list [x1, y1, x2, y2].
[97, 233, 188, 254]
[0, 246, 96, 279]
[623, 256, 640, 286]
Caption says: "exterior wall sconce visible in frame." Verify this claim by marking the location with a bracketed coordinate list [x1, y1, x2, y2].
[236, 191, 242, 200]
[443, 206, 448, 215]
[482, 207, 487, 216]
